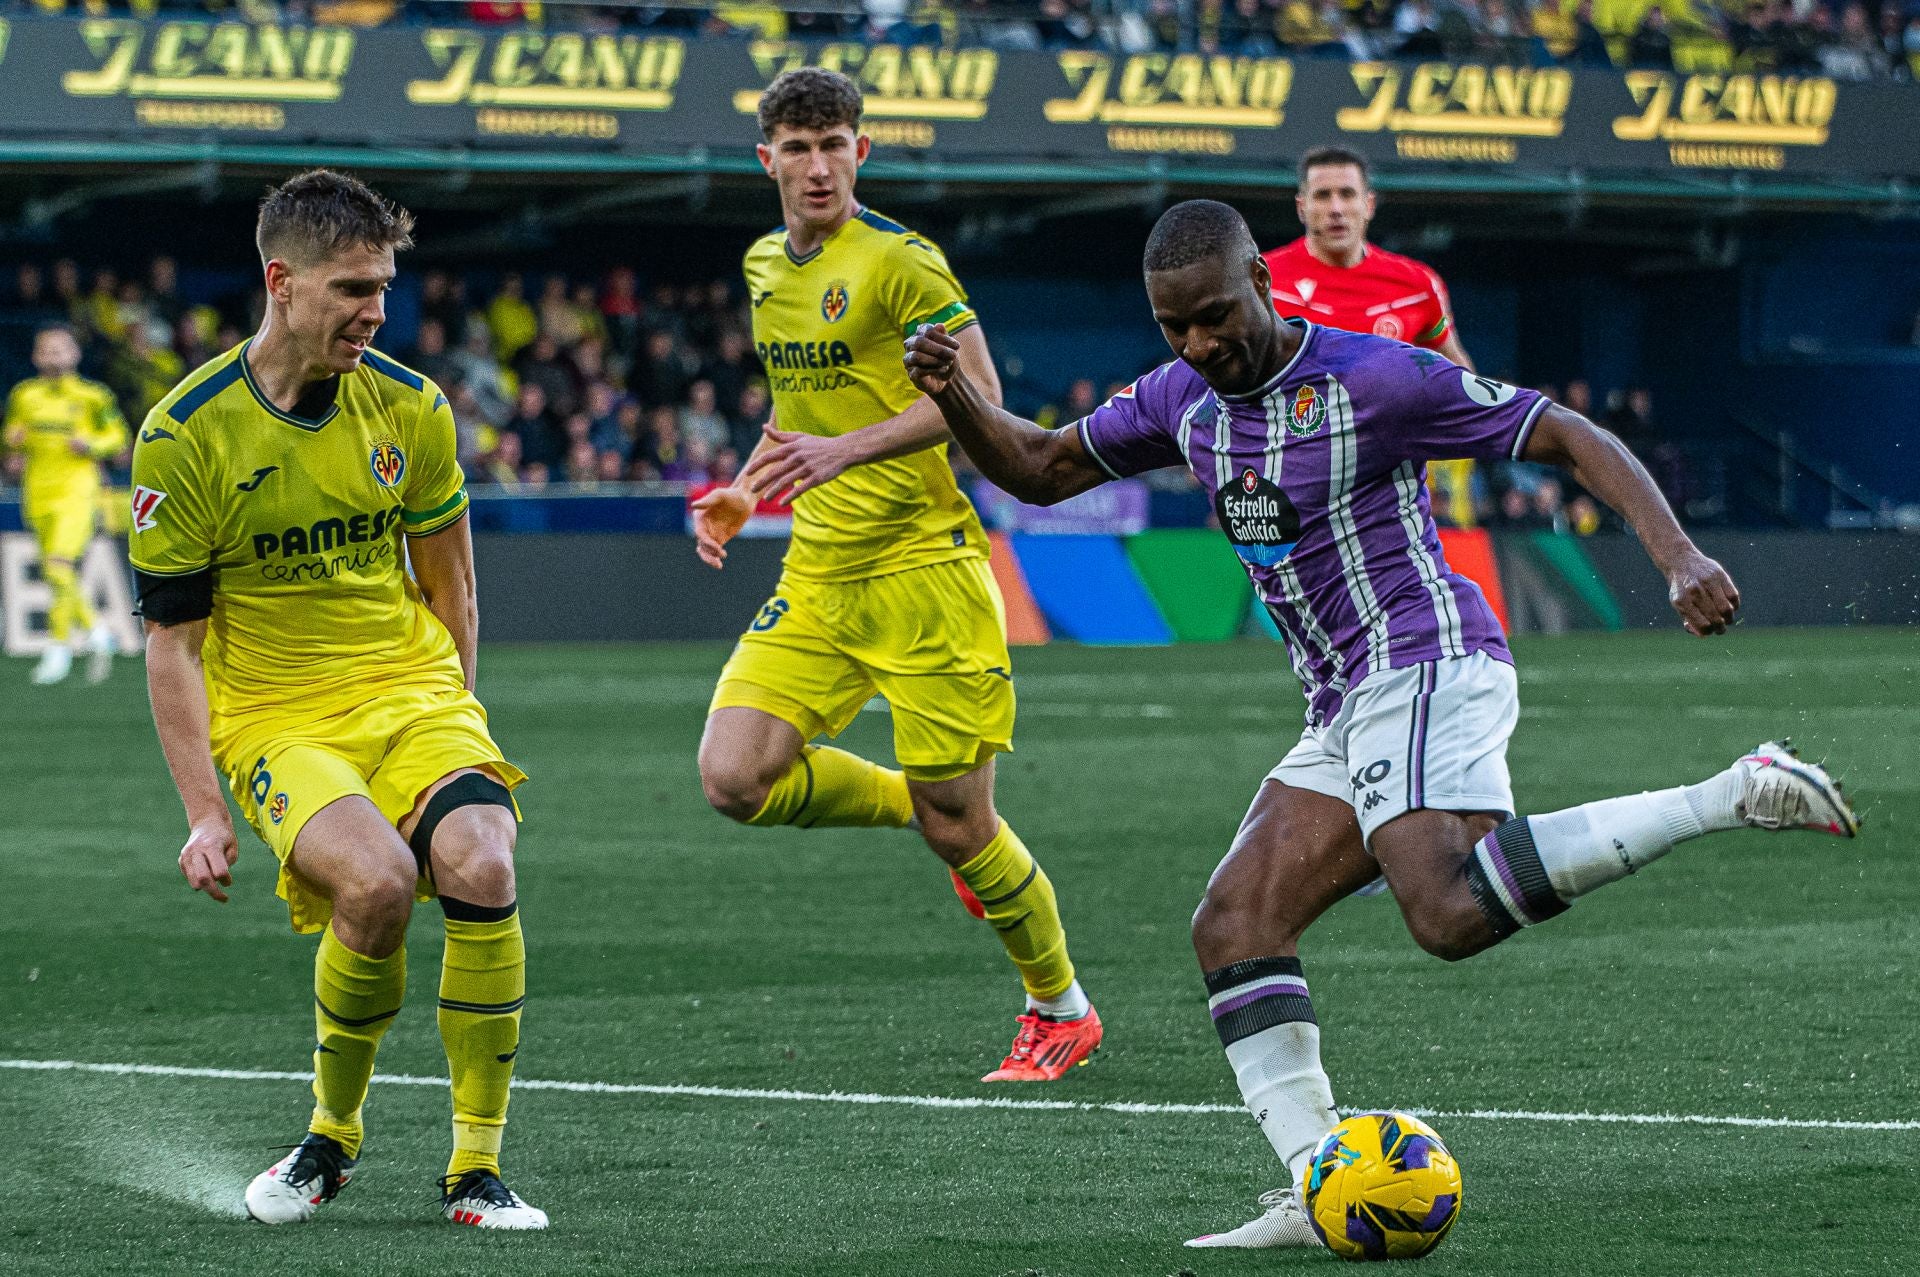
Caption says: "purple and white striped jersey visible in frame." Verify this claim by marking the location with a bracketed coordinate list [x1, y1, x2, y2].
[1075, 320, 1547, 726]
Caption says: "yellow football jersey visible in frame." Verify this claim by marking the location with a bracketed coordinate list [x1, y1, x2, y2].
[745, 207, 987, 582]
[129, 342, 469, 751]
[3, 373, 127, 513]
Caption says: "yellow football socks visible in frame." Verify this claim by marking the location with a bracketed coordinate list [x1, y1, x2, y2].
[952, 821, 1076, 1002]
[42, 558, 92, 644]
[309, 925, 406, 1159]
[437, 902, 526, 1178]
[747, 744, 915, 829]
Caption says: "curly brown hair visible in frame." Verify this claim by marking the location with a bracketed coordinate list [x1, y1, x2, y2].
[756, 67, 863, 141]
[256, 169, 415, 269]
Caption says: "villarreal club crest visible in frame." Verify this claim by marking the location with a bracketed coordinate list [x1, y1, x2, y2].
[820, 281, 850, 324]
[370, 441, 407, 489]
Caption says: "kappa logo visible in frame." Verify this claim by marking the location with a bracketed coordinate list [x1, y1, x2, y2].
[236, 465, 278, 493]
[1362, 790, 1387, 813]
[1462, 371, 1519, 407]
[130, 485, 167, 533]
[370, 441, 407, 488]
[820, 281, 850, 323]
[1288, 384, 1326, 437]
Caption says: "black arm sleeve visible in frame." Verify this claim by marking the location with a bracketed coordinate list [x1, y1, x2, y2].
[133, 568, 214, 625]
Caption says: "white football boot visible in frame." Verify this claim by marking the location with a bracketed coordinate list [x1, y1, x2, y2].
[1734, 740, 1858, 837]
[29, 646, 72, 685]
[85, 625, 115, 684]
[440, 1169, 549, 1230]
[244, 1134, 356, 1224]
[1185, 1185, 1321, 1249]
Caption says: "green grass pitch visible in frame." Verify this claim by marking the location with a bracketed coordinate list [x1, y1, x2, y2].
[3, 628, 1915, 1276]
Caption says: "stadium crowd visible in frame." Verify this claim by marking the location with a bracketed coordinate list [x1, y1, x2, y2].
[0, 257, 775, 489]
[4, 0, 1917, 80]
[0, 252, 1708, 529]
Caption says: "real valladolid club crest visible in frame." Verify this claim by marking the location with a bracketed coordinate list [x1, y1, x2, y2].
[370, 441, 407, 488]
[820, 281, 850, 323]
[1289, 383, 1327, 437]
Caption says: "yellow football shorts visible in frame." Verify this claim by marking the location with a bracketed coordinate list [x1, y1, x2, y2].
[25, 492, 97, 562]
[218, 684, 527, 934]
[710, 556, 1016, 783]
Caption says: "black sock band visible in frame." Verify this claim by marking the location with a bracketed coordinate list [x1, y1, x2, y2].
[439, 896, 518, 923]
[1466, 817, 1569, 934]
[1203, 956, 1316, 1048]
[408, 773, 516, 873]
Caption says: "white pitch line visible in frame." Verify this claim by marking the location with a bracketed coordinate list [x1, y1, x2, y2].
[4, 1058, 1917, 1133]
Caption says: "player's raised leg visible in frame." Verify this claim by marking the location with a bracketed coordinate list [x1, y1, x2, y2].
[402, 766, 547, 1230]
[245, 795, 417, 1226]
[909, 761, 1100, 1081]
[1376, 740, 1858, 959]
[1184, 781, 1380, 1248]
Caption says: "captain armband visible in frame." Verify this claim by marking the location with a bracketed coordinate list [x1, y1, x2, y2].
[133, 567, 214, 625]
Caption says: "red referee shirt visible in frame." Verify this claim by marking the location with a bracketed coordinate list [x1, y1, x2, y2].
[1263, 238, 1455, 348]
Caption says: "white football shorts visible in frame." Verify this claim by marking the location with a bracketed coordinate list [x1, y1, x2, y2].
[1267, 651, 1519, 846]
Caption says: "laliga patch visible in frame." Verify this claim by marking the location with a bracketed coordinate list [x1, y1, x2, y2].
[130, 485, 167, 533]
[1216, 467, 1302, 568]
[1462, 371, 1519, 407]
[370, 440, 407, 488]
[820, 280, 850, 323]
[1288, 384, 1326, 437]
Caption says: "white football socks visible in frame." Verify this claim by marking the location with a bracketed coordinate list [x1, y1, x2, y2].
[1029, 979, 1091, 1021]
[1528, 766, 1744, 900]
[1224, 1021, 1340, 1186]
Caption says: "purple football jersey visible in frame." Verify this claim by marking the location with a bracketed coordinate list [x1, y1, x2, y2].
[1077, 321, 1546, 725]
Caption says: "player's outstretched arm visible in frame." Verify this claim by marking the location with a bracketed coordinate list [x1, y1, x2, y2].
[145, 618, 239, 902]
[903, 323, 1109, 508]
[1522, 404, 1740, 637]
[745, 325, 1003, 505]
[408, 512, 480, 691]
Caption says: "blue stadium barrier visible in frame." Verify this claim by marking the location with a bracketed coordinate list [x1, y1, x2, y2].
[1009, 533, 1173, 645]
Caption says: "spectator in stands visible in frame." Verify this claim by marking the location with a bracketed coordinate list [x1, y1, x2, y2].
[631, 328, 695, 409]
[51, 259, 83, 332]
[446, 383, 491, 473]
[408, 317, 461, 391]
[1821, 2, 1890, 79]
[476, 428, 524, 488]
[147, 256, 187, 330]
[420, 268, 468, 347]
[487, 270, 538, 362]
[1565, 0, 1614, 65]
[105, 319, 182, 429]
[702, 329, 757, 422]
[173, 311, 215, 371]
[1627, 5, 1674, 68]
[450, 318, 513, 425]
[1393, 0, 1445, 56]
[647, 405, 696, 480]
[585, 380, 626, 456]
[563, 436, 600, 485]
[679, 378, 731, 453]
[1037, 0, 1100, 48]
[600, 265, 643, 359]
[515, 332, 580, 418]
[1562, 378, 1593, 418]
[503, 382, 563, 471]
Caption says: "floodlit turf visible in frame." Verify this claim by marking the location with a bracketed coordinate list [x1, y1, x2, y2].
[3, 627, 1915, 1276]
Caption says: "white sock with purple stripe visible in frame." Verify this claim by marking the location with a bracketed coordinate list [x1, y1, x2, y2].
[1467, 771, 1744, 934]
[1205, 957, 1339, 1186]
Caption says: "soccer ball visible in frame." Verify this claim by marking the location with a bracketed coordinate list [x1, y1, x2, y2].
[1302, 1111, 1463, 1262]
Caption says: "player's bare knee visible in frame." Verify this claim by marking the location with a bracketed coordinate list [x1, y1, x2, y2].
[334, 861, 416, 936]
[910, 791, 995, 864]
[1401, 897, 1489, 963]
[1191, 881, 1307, 957]
[700, 761, 772, 823]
